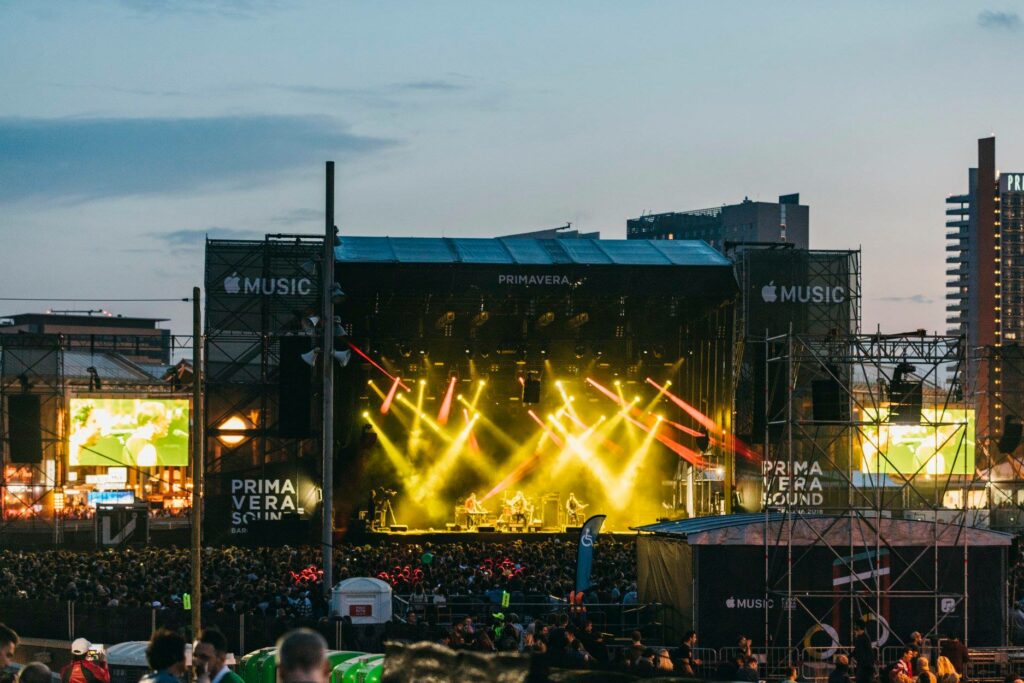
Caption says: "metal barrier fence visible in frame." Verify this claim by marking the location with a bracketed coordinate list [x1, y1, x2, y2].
[391, 594, 671, 642]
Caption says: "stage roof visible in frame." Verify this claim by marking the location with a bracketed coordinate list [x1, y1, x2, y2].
[633, 513, 1013, 547]
[335, 237, 731, 267]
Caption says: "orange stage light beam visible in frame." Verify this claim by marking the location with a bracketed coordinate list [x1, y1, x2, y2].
[645, 377, 718, 433]
[645, 377, 761, 461]
[380, 376, 402, 415]
[624, 414, 707, 467]
[482, 448, 544, 502]
[347, 342, 411, 392]
[463, 408, 481, 453]
[585, 377, 697, 440]
[437, 376, 457, 426]
[528, 409, 565, 449]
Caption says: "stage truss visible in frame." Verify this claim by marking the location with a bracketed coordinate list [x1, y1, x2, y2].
[761, 331, 996, 651]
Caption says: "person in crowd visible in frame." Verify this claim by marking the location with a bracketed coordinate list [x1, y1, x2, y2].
[140, 630, 187, 683]
[61, 638, 109, 683]
[675, 630, 701, 675]
[633, 648, 656, 675]
[784, 666, 800, 682]
[738, 634, 753, 659]
[853, 623, 876, 683]
[935, 656, 959, 683]
[891, 647, 916, 683]
[830, 655, 852, 683]
[0, 624, 18, 683]
[656, 649, 674, 673]
[735, 655, 759, 682]
[917, 658, 936, 683]
[714, 655, 745, 681]
[276, 629, 329, 683]
[15, 664, 51, 683]
[939, 635, 968, 680]
[194, 628, 242, 683]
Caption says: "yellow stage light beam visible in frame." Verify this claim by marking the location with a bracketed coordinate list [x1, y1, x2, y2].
[363, 415, 416, 479]
[612, 418, 660, 505]
[367, 382, 387, 401]
[455, 395, 520, 450]
[413, 415, 480, 507]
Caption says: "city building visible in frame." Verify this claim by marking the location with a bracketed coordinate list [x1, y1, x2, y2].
[946, 136, 1024, 457]
[0, 311, 172, 364]
[626, 193, 809, 251]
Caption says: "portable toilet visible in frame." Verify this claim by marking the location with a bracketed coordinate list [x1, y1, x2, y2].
[361, 661, 384, 683]
[326, 652, 364, 670]
[331, 577, 392, 623]
[257, 650, 277, 683]
[239, 648, 274, 683]
[330, 654, 383, 683]
[106, 642, 194, 683]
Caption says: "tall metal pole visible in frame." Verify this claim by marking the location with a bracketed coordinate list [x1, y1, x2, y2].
[322, 162, 335, 605]
[191, 286, 204, 637]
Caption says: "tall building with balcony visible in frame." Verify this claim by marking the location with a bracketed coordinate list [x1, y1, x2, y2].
[945, 137, 1024, 457]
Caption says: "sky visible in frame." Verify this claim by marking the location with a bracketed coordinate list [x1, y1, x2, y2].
[1, 0, 1022, 336]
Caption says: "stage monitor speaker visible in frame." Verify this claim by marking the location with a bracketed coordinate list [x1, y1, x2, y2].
[476, 525, 497, 532]
[812, 378, 849, 422]
[522, 377, 541, 404]
[389, 524, 408, 532]
[542, 496, 560, 528]
[888, 381, 923, 424]
[7, 395, 42, 463]
[999, 416, 1023, 455]
[278, 336, 313, 438]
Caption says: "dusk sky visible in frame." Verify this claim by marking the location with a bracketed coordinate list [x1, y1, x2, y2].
[2, 1, 1023, 336]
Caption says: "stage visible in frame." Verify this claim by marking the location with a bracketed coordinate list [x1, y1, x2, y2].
[346, 528, 638, 545]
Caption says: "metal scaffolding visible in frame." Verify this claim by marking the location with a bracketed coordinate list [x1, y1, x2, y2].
[760, 331, 1004, 653]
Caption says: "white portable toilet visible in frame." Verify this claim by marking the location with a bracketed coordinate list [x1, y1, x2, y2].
[331, 576, 392, 624]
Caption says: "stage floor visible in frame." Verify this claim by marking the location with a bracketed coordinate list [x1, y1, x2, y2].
[349, 529, 638, 544]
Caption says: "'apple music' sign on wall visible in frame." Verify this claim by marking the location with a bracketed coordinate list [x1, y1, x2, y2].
[760, 282, 846, 304]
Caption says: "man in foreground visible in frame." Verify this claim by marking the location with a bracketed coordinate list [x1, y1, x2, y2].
[140, 630, 187, 683]
[0, 624, 19, 683]
[194, 629, 242, 683]
[276, 629, 330, 683]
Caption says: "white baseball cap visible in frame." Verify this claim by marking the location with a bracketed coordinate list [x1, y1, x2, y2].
[71, 638, 91, 655]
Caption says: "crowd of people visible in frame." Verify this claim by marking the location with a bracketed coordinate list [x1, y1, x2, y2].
[0, 538, 637, 622]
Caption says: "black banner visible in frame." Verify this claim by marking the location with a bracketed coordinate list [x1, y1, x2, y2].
[205, 462, 321, 545]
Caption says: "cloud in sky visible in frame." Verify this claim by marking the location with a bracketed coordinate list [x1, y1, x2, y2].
[876, 294, 933, 304]
[272, 208, 321, 226]
[0, 115, 393, 203]
[978, 10, 1021, 29]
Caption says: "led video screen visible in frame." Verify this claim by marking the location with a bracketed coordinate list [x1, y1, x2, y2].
[859, 408, 974, 475]
[70, 398, 190, 467]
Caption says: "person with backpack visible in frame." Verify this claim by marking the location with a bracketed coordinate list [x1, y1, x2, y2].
[60, 639, 110, 683]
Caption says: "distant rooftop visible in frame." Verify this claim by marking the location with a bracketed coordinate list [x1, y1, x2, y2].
[335, 236, 731, 267]
[0, 312, 168, 327]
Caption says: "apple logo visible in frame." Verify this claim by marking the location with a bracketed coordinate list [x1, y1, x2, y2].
[726, 596, 736, 608]
[224, 272, 241, 294]
[761, 281, 778, 303]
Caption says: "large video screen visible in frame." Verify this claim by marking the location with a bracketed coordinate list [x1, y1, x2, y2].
[859, 408, 974, 475]
[69, 398, 190, 467]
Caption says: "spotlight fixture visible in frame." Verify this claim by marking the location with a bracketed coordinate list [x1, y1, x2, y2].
[398, 342, 412, 358]
[472, 311, 490, 327]
[536, 311, 555, 328]
[574, 344, 586, 359]
[330, 283, 346, 304]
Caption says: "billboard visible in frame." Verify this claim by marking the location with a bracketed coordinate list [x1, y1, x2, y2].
[69, 398, 190, 467]
[859, 408, 975, 476]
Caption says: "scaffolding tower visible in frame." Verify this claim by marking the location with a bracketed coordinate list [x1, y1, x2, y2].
[760, 331, 1005, 654]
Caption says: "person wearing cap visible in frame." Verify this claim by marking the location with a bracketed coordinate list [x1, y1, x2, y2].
[60, 638, 110, 683]
[193, 628, 242, 683]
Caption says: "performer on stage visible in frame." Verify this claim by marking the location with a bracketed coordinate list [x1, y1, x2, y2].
[463, 492, 488, 528]
[566, 492, 587, 526]
[508, 490, 530, 527]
